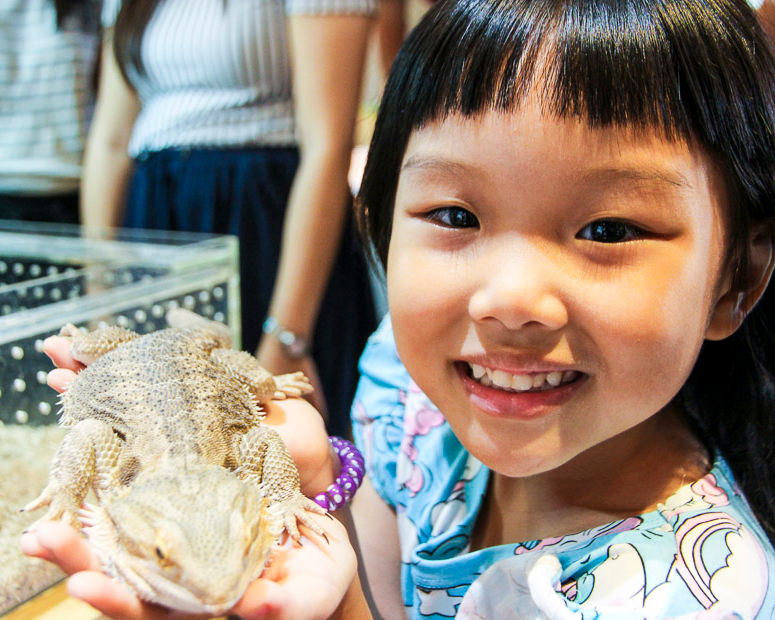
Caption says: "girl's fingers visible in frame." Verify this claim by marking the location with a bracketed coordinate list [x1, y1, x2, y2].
[19, 531, 56, 564]
[43, 336, 85, 373]
[67, 572, 181, 620]
[24, 528, 197, 620]
[21, 521, 102, 573]
[47, 367, 78, 393]
[233, 579, 285, 619]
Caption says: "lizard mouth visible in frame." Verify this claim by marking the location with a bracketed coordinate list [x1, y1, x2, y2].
[123, 564, 244, 615]
[81, 506, 239, 615]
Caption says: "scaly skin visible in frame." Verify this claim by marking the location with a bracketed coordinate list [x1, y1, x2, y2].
[23, 309, 326, 615]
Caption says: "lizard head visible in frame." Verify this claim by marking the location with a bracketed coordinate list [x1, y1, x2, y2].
[82, 464, 283, 615]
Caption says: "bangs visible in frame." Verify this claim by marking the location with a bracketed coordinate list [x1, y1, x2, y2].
[395, 0, 767, 138]
[359, 0, 775, 267]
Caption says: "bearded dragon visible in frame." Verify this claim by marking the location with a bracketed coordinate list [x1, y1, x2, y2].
[23, 309, 326, 615]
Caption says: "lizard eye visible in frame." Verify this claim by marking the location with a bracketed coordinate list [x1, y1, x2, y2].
[154, 530, 173, 566]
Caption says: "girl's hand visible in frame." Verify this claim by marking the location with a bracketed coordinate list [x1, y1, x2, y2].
[44, 334, 85, 390]
[21, 513, 355, 620]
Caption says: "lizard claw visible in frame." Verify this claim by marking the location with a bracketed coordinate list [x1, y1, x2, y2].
[21, 489, 53, 514]
[22, 487, 82, 531]
[23, 504, 81, 533]
[278, 493, 328, 543]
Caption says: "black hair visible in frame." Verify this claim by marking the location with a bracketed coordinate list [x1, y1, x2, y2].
[113, 0, 226, 79]
[112, 0, 162, 79]
[356, 0, 775, 544]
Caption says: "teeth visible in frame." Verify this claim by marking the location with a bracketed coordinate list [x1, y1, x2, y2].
[492, 370, 512, 389]
[511, 374, 533, 391]
[546, 371, 563, 386]
[469, 363, 578, 392]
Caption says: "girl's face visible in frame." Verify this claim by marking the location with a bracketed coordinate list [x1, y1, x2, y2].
[387, 102, 734, 478]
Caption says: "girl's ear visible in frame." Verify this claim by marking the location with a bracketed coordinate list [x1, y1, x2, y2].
[706, 225, 775, 341]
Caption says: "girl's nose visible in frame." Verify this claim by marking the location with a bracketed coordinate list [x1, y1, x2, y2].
[467, 245, 569, 332]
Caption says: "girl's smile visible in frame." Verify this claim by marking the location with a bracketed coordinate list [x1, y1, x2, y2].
[456, 360, 587, 419]
[387, 99, 734, 481]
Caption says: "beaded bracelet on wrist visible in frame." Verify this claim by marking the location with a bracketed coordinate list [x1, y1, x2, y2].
[313, 436, 366, 512]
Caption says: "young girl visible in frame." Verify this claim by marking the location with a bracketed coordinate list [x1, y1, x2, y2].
[22, 0, 775, 618]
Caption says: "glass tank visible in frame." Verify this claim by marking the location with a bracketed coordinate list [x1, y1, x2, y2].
[0, 220, 239, 613]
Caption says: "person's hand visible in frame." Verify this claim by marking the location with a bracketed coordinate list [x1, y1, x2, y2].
[44, 333, 86, 391]
[21, 512, 356, 620]
[256, 335, 329, 423]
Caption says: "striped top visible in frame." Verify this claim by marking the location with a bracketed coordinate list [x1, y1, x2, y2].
[103, 0, 377, 157]
[0, 0, 100, 194]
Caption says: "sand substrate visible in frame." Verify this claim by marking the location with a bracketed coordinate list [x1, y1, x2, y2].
[0, 424, 67, 613]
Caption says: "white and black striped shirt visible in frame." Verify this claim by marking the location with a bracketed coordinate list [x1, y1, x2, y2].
[102, 0, 376, 157]
[0, 0, 100, 194]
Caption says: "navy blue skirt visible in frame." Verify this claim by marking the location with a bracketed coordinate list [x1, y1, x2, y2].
[125, 147, 377, 437]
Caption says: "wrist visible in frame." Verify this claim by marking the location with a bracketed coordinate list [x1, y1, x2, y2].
[262, 316, 311, 359]
[330, 573, 374, 620]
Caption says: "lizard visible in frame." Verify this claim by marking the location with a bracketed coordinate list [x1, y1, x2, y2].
[22, 308, 327, 615]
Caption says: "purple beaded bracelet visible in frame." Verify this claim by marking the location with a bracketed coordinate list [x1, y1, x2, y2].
[313, 436, 366, 511]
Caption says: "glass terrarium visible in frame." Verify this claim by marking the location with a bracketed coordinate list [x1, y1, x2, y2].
[0, 220, 239, 613]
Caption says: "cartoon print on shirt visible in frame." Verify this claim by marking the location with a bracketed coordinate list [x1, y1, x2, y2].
[659, 474, 730, 520]
[351, 399, 376, 467]
[574, 543, 650, 611]
[565, 512, 770, 617]
[430, 454, 483, 538]
[397, 381, 446, 496]
[514, 517, 643, 556]
[672, 512, 768, 617]
[398, 508, 421, 564]
[417, 584, 468, 618]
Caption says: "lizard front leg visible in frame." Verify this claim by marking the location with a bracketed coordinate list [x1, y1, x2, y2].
[238, 425, 326, 542]
[61, 323, 140, 366]
[165, 307, 233, 349]
[23, 418, 123, 530]
[211, 348, 313, 405]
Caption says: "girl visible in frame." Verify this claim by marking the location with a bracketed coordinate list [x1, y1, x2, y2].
[22, 0, 775, 618]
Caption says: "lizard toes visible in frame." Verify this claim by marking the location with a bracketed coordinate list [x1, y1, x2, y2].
[22, 489, 54, 513]
[59, 323, 84, 339]
[275, 372, 314, 397]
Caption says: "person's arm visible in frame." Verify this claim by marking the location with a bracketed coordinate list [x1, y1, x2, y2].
[255, 13, 372, 419]
[342, 477, 404, 620]
[79, 29, 140, 235]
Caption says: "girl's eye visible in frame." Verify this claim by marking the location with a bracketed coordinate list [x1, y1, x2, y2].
[577, 220, 642, 243]
[425, 206, 479, 229]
